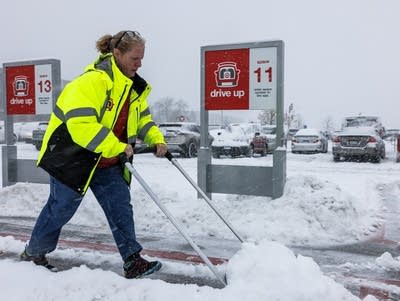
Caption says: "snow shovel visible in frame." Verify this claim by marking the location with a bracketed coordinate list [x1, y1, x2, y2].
[163, 151, 244, 243]
[120, 152, 227, 287]
[135, 147, 244, 243]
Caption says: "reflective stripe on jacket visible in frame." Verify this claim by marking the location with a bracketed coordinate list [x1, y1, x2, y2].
[37, 53, 165, 194]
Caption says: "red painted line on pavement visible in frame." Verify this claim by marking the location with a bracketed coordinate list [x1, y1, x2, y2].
[0, 232, 227, 265]
[359, 286, 389, 301]
[365, 224, 400, 246]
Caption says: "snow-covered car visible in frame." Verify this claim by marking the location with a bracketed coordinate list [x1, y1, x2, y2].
[32, 122, 48, 150]
[211, 124, 251, 158]
[291, 128, 328, 154]
[158, 122, 204, 158]
[332, 126, 386, 162]
[249, 125, 276, 156]
[342, 115, 385, 138]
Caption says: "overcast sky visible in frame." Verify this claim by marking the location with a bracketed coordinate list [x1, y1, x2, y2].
[1, 0, 399, 129]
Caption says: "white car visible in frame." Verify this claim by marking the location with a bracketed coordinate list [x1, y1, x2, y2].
[291, 128, 328, 154]
[211, 124, 251, 158]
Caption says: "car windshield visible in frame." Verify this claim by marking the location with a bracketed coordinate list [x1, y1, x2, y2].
[159, 125, 182, 131]
[159, 123, 199, 134]
[261, 127, 276, 135]
[344, 117, 379, 127]
[227, 125, 245, 135]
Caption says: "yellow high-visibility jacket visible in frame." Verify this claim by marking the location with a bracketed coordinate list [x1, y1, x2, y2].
[37, 53, 165, 195]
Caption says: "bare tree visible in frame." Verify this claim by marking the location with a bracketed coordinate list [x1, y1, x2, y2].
[285, 103, 294, 128]
[283, 103, 304, 129]
[258, 109, 276, 125]
[322, 115, 335, 133]
[150, 97, 192, 123]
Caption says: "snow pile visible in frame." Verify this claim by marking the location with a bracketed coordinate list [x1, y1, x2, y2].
[0, 236, 362, 301]
[376, 252, 400, 271]
[0, 184, 49, 217]
[224, 240, 360, 301]
[0, 172, 381, 247]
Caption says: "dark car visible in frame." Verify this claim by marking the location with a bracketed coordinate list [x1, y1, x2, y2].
[332, 126, 386, 162]
[32, 122, 48, 150]
[158, 122, 204, 158]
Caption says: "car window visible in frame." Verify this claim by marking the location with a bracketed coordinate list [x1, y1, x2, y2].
[261, 127, 276, 135]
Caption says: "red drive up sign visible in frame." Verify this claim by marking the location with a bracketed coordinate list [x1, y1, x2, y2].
[205, 46, 277, 111]
[6, 63, 54, 115]
[205, 49, 249, 110]
[6, 65, 36, 114]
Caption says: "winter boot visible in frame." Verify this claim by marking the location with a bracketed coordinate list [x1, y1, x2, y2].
[123, 252, 162, 279]
[20, 248, 58, 272]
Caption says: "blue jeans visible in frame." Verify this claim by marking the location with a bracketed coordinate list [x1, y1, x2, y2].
[26, 165, 142, 261]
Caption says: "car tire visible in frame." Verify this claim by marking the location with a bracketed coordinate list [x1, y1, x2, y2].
[35, 141, 42, 151]
[373, 155, 381, 163]
[243, 146, 251, 157]
[212, 152, 220, 159]
[249, 145, 254, 157]
[261, 144, 267, 157]
[185, 141, 198, 158]
[333, 155, 340, 162]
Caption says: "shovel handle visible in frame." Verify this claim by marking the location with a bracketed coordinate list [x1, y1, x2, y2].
[120, 146, 174, 161]
[135, 146, 157, 154]
[136, 146, 173, 160]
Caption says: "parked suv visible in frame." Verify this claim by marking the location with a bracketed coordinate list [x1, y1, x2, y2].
[332, 126, 385, 162]
[158, 122, 203, 158]
[32, 122, 48, 150]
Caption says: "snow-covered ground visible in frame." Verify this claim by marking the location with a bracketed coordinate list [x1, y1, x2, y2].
[1, 140, 399, 300]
